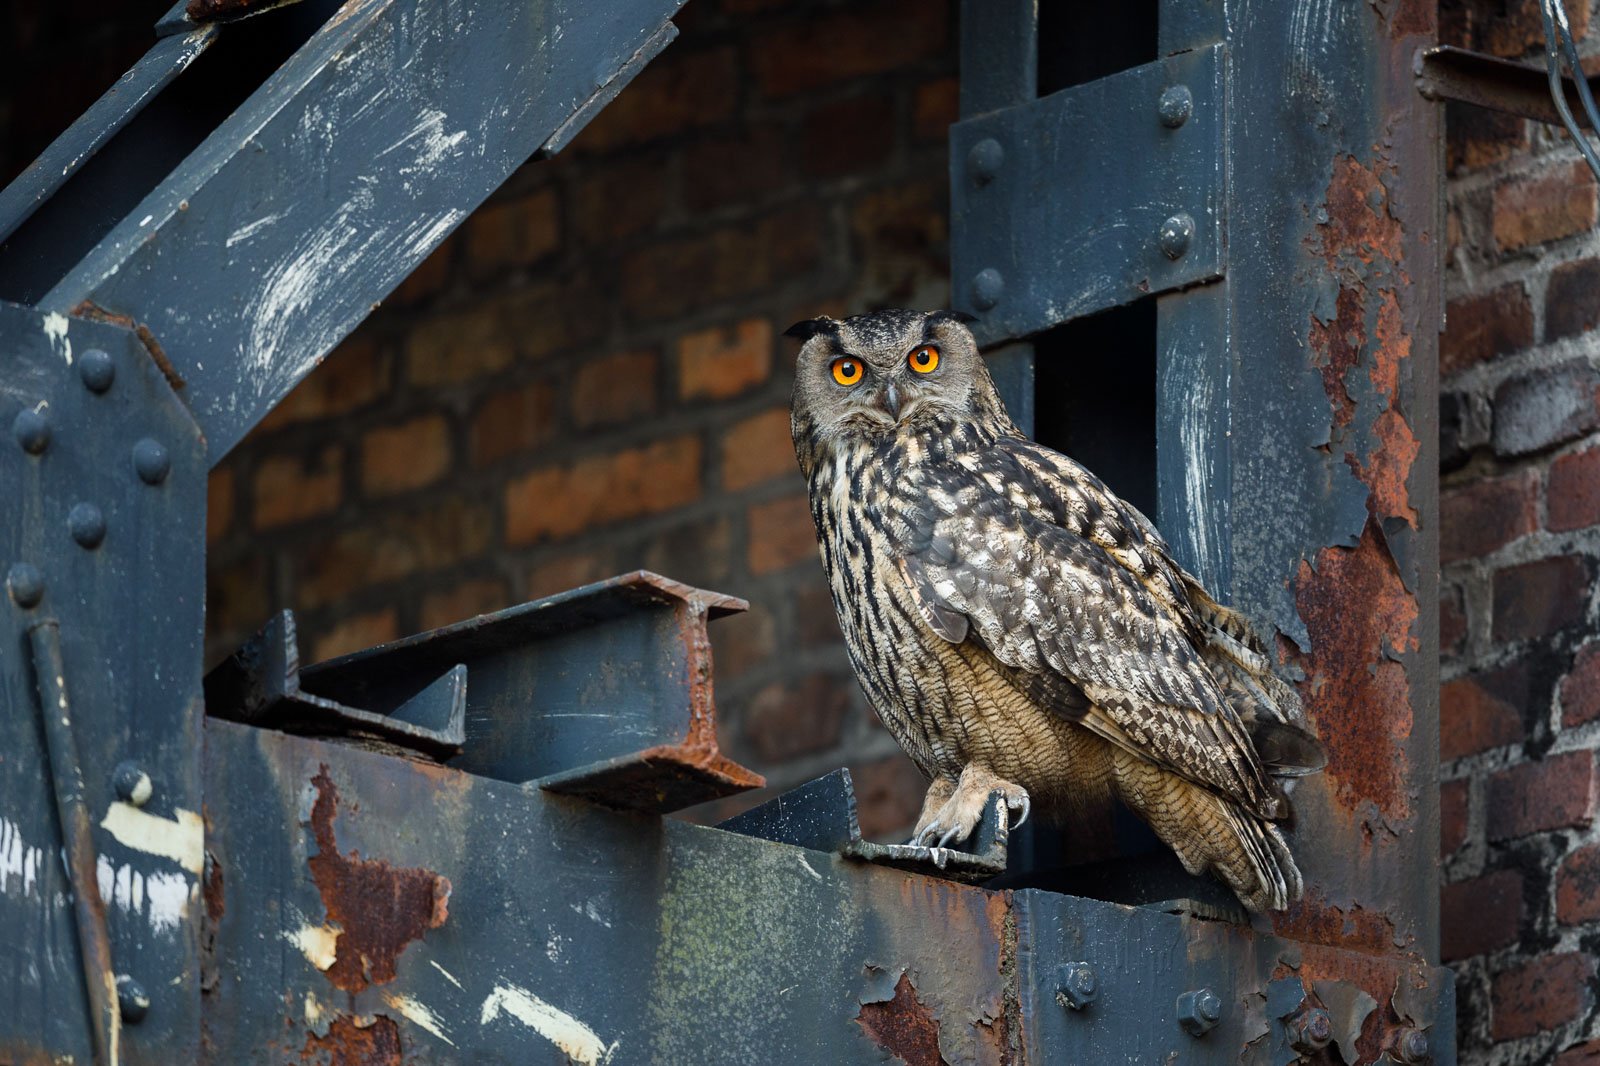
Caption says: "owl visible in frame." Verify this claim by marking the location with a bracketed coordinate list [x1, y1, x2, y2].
[786, 308, 1325, 912]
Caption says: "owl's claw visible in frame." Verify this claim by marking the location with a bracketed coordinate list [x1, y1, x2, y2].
[1008, 791, 1030, 830]
[908, 768, 1030, 851]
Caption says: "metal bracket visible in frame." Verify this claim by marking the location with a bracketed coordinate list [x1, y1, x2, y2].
[950, 43, 1227, 344]
[1415, 44, 1600, 125]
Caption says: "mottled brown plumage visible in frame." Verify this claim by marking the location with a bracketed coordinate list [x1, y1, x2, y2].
[787, 308, 1325, 912]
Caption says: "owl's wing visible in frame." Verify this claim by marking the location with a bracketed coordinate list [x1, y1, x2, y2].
[892, 442, 1283, 818]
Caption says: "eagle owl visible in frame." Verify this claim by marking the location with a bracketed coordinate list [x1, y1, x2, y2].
[786, 308, 1325, 912]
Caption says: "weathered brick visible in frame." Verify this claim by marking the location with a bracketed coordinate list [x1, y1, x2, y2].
[572, 153, 669, 245]
[1564, 641, 1600, 728]
[748, 494, 817, 575]
[1441, 868, 1522, 962]
[310, 609, 399, 663]
[574, 45, 739, 152]
[419, 578, 509, 631]
[207, 555, 272, 638]
[682, 127, 790, 214]
[1491, 953, 1593, 1041]
[801, 94, 894, 179]
[361, 414, 451, 497]
[1440, 283, 1533, 377]
[504, 436, 702, 546]
[253, 446, 343, 529]
[525, 551, 614, 601]
[713, 602, 775, 680]
[1440, 468, 1538, 564]
[1550, 446, 1600, 532]
[1441, 582, 1468, 658]
[1440, 391, 1472, 472]
[407, 282, 603, 387]
[1478, 1, 1590, 58]
[208, 465, 235, 545]
[1547, 258, 1600, 341]
[295, 502, 494, 609]
[750, 0, 947, 98]
[851, 754, 928, 839]
[678, 318, 774, 401]
[851, 179, 949, 306]
[462, 187, 560, 279]
[640, 514, 735, 591]
[742, 672, 853, 763]
[470, 381, 557, 468]
[1558, 843, 1600, 925]
[913, 77, 958, 141]
[722, 407, 797, 491]
[388, 237, 453, 307]
[1441, 665, 1527, 761]
[1493, 555, 1591, 643]
[797, 577, 842, 647]
[1493, 161, 1598, 253]
[258, 331, 389, 432]
[1441, 777, 1469, 859]
[1487, 751, 1596, 841]
[622, 207, 823, 321]
[1492, 362, 1600, 457]
[572, 349, 658, 429]
[1446, 102, 1527, 173]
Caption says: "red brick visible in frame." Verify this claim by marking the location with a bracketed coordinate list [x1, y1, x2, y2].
[748, 494, 817, 575]
[572, 349, 657, 429]
[526, 552, 614, 601]
[1440, 468, 1538, 564]
[1563, 642, 1600, 728]
[1440, 283, 1533, 377]
[800, 94, 894, 179]
[797, 578, 841, 647]
[387, 238, 454, 307]
[1493, 362, 1600, 457]
[722, 407, 797, 491]
[504, 436, 702, 546]
[1492, 953, 1593, 1040]
[1488, 751, 1596, 841]
[253, 446, 342, 529]
[208, 466, 235, 545]
[1547, 258, 1600, 341]
[574, 46, 739, 152]
[259, 331, 389, 432]
[310, 609, 399, 663]
[1551, 446, 1600, 533]
[470, 381, 557, 468]
[1479, 1, 1590, 58]
[407, 282, 603, 387]
[742, 673, 853, 763]
[623, 207, 823, 321]
[295, 501, 494, 609]
[1441, 777, 1469, 859]
[1493, 555, 1592, 643]
[713, 602, 775, 680]
[678, 319, 774, 401]
[361, 414, 451, 497]
[682, 128, 790, 214]
[750, 0, 947, 98]
[851, 754, 928, 839]
[1446, 102, 1527, 173]
[1558, 843, 1600, 924]
[1441, 583, 1468, 659]
[572, 153, 669, 245]
[462, 187, 560, 279]
[1493, 161, 1598, 253]
[913, 77, 958, 141]
[419, 578, 509, 631]
[640, 514, 735, 591]
[1441, 868, 1522, 962]
[851, 180, 949, 306]
[1441, 666, 1526, 760]
[207, 555, 271, 638]
[1559, 1039, 1600, 1066]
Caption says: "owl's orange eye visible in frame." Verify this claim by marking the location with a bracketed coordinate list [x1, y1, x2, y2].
[908, 346, 940, 373]
[831, 358, 863, 386]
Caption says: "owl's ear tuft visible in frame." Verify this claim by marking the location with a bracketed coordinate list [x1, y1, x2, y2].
[928, 309, 978, 327]
[784, 317, 840, 341]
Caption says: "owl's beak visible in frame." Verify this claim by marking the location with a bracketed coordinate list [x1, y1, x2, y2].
[877, 382, 902, 421]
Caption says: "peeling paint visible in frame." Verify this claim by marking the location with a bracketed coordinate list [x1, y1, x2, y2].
[284, 921, 340, 971]
[94, 856, 192, 933]
[381, 992, 455, 1047]
[0, 817, 43, 897]
[481, 982, 616, 1064]
[856, 971, 949, 1066]
[42, 312, 71, 366]
[298, 1014, 402, 1066]
[99, 803, 204, 874]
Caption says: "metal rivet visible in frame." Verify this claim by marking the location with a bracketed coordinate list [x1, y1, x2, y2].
[6, 563, 44, 608]
[1177, 988, 1222, 1036]
[1286, 1006, 1332, 1053]
[1395, 1027, 1430, 1063]
[1158, 84, 1194, 128]
[68, 503, 106, 549]
[970, 268, 1005, 311]
[1055, 961, 1098, 1011]
[133, 439, 170, 484]
[1158, 213, 1195, 260]
[79, 349, 115, 393]
[13, 408, 49, 454]
[967, 138, 1004, 184]
[117, 975, 149, 1024]
[113, 761, 153, 807]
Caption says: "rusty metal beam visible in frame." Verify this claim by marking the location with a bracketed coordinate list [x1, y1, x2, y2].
[1416, 44, 1600, 124]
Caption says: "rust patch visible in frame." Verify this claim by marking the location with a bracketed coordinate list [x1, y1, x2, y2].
[1275, 888, 1403, 956]
[1355, 290, 1420, 526]
[857, 972, 949, 1066]
[70, 300, 185, 392]
[307, 767, 450, 993]
[201, 848, 225, 994]
[1308, 286, 1365, 432]
[1313, 156, 1403, 269]
[299, 1015, 404, 1066]
[1282, 522, 1418, 818]
[1372, 0, 1434, 38]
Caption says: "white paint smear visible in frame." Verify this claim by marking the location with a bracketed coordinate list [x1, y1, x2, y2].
[430, 959, 463, 988]
[225, 211, 286, 248]
[481, 983, 615, 1065]
[0, 817, 43, 897]
[383, 992, 456, 1046]
[43, 312, 71, 366]
[95, 856, 192, 933]
[99, 803, 204, 874]
[283, 922, 340, 971]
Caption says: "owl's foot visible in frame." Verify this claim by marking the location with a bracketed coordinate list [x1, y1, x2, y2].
[910, 766, 1029, 849]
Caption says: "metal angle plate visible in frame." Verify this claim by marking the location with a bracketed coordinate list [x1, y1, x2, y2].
[950, 43, 1227, 344]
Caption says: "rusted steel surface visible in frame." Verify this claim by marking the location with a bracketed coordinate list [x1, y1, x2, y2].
[184, 0, 288, 21]
[857, 971, 952, 1066]
[298, 1016, 404, 1066]
[1416, 43, 1600, 125]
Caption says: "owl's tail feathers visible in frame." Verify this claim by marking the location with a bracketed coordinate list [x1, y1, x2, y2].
[1250, 718, 1326, 779]
[1216, 802, 1303, 913]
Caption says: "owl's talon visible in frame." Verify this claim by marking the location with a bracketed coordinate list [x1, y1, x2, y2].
[1008, 792, 1030, 830]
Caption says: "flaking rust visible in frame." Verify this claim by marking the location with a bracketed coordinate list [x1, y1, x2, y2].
[306, 766, 450, 994]
[857, 972, 949, 1066]
[298, 1015, 404, 1066]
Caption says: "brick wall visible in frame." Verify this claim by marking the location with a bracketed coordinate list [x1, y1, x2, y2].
[202, 0, 957, 836]
[1439, 1, 1600, 1060]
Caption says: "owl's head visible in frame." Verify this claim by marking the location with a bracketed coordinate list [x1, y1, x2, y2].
[786, 309, 1015, 474]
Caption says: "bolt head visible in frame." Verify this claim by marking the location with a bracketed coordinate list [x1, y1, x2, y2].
[1158, 213, 1195, 260]
[970, 268, 1005, 311]
[79, 349, 115, 393]
[1055, 962, 1098, 1010]
[1158, 84, 1194, 128]
[117, 975, 149, 1024]
[13, 408, 49, 454]
[1397, 1027, 1430, 1063]
[1178, 988, 1222, 1036]
[133, 438, 170, 484]
[967, 137, 1005, 184]
[113, 761, 153, 807]
[68, 503, 106, 549]
[1288, 1006, 1332, 1052]
[6, 563, 44, 608]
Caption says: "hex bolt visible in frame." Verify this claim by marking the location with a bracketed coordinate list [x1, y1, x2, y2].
[117, 975, 149, 1024]
[967, 137, 1005, 185]
[1395, 1027, 1430, 1063]
[1158, 213, 1195, 260]
[79, 349, 115, 393]
[1286, 1005, 1332, 1054]
[6, 563, 44, 608]
[970, 268, 1005, 311]
[1158, 84, 1194, 128]
[113, 761, 153, 807]
[12, 408, 49, 454]
[133, 438, 170, 485]
[1177, 987, 1222, 1037]
[1055, 961, 1098, 1011]
[68, 503, 106, 549]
